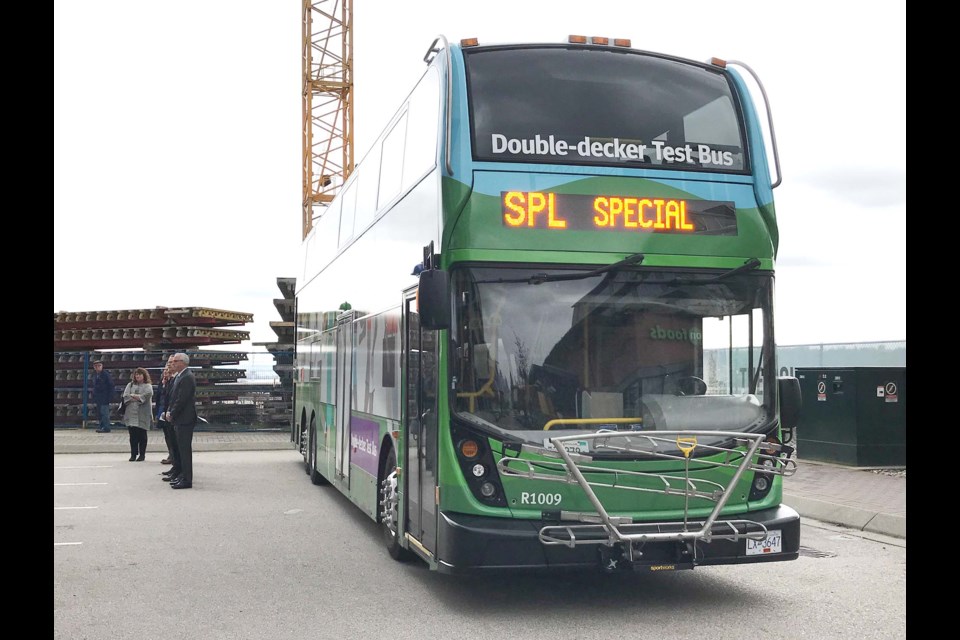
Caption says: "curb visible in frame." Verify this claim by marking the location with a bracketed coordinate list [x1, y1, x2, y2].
[784, 493, 906, 540]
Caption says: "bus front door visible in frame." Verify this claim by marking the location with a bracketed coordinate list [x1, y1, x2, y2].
[404, 294, 438, 554]
[335, 311, 355, 486]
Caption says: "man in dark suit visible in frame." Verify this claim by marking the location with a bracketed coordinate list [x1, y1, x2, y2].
[159, 355, 183, 484]
[163, 352, 198, 489]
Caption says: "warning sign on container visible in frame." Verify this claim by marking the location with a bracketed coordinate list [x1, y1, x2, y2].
[817, 380, 827, 402]
[884, 381, 899, 403]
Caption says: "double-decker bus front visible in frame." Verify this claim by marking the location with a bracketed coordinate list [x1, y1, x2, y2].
[423, 38, 801, 573]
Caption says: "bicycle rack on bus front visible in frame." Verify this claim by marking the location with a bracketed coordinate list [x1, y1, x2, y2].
[497, 429, 796, 569]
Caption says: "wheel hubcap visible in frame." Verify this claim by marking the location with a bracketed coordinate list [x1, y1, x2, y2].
[380, 469, 399, 537]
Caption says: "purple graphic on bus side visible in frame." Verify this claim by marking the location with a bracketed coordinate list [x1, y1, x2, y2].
[350, 416, 381, 476]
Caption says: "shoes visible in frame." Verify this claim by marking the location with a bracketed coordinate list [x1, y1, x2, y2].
[162, 475, 182, 483]
[162, 468, 178, 476]
[136, 455, 145, 462]
[170, 481, 192, 489]
[95, 429, 111, 433]
[160, 458, 172, 464]
[129, 455, 137, 461]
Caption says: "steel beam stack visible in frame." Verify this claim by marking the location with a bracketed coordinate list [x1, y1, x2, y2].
[252, 278, 296, 432]
[53, 307, 253, 429]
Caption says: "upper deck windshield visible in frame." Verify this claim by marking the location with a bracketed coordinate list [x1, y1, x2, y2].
[464, 45, 746, 172]
[451, 266, 775, 447]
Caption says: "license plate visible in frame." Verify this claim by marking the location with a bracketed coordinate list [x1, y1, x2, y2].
[543, 439, 590, 454]
[745, 529, 782, 555]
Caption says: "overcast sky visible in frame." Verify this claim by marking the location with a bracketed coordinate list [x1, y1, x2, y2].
[53, 0, 906, 349]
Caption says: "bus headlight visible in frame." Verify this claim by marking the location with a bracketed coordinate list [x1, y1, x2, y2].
[749, 459, 776, 501]
[479, 482, 497, 498]
[754, 475, 770, 493]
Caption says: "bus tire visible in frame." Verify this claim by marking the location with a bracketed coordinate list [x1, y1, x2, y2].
[380, 447, 413, 561]
[309, 419, 329, 485]
[302, 423, 310, 475]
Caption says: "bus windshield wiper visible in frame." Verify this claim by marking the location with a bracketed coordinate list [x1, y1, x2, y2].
[709, 257, 761, 282]
[479, 253, 645, 285]
[655, 257, 761, 286]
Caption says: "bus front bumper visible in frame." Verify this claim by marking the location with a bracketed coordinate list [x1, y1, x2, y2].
[434, 505, 800, 574]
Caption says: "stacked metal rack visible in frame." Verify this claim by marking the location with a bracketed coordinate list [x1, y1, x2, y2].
[53, 307, 251, 349]
[53, 306, 263, 429]
[252, 278, 296, 433]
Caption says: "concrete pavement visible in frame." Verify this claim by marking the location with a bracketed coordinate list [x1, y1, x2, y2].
[53, 428, 905, 540]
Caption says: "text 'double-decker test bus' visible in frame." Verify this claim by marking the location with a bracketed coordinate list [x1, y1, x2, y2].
[293, 34, 803, 574]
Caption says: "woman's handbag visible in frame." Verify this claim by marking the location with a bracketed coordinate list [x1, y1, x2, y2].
[117, 383, 133, 414]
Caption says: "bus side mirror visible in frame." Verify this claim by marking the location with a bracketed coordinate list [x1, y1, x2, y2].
[418, 269, 450, 330]
[778, 376, 801, 441]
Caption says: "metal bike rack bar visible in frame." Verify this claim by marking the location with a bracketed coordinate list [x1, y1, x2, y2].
[498, 430, 796, 556]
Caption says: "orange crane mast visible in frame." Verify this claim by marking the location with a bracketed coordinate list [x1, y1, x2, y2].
[302, 0, 354, 239]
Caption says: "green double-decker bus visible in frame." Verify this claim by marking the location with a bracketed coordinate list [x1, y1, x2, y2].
[293, 35, 802, 573]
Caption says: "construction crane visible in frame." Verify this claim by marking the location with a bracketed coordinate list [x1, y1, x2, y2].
[302, 0, 354, 239]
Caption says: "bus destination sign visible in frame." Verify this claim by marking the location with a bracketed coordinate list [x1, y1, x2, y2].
[501, 191, 737, 235]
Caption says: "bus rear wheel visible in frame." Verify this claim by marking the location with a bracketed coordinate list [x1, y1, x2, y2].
[380, 447, 413, 561]
[301, 420, 310, 475]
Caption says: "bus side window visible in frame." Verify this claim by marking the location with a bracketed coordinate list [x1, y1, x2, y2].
[378, 112, 407, 211]
[403, 67, 440, 188]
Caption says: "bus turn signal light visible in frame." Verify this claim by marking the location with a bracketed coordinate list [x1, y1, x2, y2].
[459, 439, 480, 458]
[762, 434, 781, 456]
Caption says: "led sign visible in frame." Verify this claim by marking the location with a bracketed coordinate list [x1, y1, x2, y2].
[501, 192, 737, 235]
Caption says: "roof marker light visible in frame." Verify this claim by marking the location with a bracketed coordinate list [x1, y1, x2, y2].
[709, 57, 728, 68]
[461, 38, 479, 47]
[568, 35, 587, 44]
[591, 36, 609, 45]
[614, 38, 631, 47]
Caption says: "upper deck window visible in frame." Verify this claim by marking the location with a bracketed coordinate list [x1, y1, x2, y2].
[464, 46, 746, 172]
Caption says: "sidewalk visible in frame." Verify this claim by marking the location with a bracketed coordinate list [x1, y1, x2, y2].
[783, 458, 905, 540]
[53, 428, 905, 540]
[53, 428, 296, 454]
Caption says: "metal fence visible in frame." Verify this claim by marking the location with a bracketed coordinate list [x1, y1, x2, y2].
[775, 340, 906, 377]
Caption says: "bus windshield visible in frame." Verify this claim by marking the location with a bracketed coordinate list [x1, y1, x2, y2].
[465, 45, 746, 172]
[451, 266, 774, 443]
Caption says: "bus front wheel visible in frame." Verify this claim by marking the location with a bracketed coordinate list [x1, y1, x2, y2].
[379, 447, 413, 561]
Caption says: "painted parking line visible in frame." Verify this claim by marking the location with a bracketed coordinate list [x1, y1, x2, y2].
[55, 542, 83, 547]
[54, 483, 108, 486]
[55, 465, 114, 469]
[54, 506, 99, 510]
